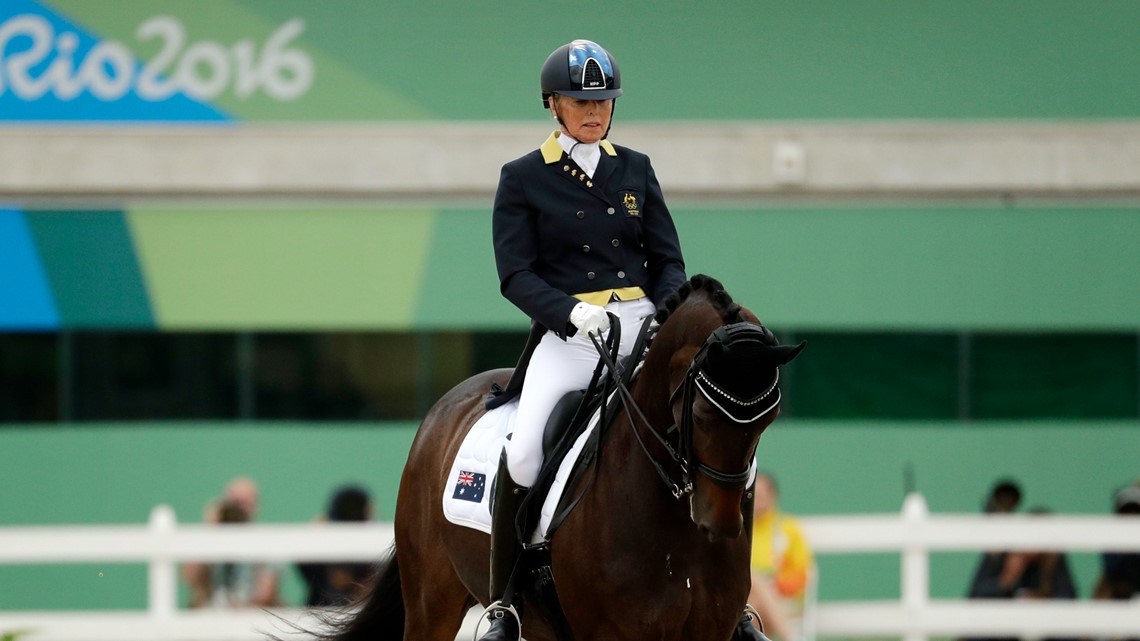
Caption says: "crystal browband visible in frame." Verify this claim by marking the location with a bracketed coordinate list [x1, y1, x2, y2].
[695, 369, 781, 424]
[696, 368, 779, 407]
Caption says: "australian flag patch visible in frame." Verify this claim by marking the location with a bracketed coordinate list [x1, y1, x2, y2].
[452, 470, 486, 503]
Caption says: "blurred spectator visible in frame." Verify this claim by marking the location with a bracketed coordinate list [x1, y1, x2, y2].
[182, 476, 282, 608]
[1093, 483, 1140, 641]
[965, 504, 1077, 641]
[962, 478, 1021, 641]
[747, 471, 813, 641]
[965, 479, 1023, 596]
[297, 484, 376, 607]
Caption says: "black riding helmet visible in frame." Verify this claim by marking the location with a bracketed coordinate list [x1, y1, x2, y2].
[541, 39, 622, 108]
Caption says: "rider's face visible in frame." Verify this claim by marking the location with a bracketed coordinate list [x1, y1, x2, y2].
[551, 95, 613, 144]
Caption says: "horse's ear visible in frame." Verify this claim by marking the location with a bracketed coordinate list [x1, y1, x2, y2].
[771, 340, 807, 365]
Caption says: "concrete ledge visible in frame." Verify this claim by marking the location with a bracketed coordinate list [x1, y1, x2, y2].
[3, 121, 1140, 202]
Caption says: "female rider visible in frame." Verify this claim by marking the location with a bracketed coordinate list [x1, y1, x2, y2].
[481, 38, 686, 641]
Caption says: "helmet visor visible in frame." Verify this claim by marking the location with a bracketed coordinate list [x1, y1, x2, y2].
[567, 39, 615, 91]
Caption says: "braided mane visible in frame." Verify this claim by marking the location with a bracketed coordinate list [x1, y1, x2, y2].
[654, 274, 745, 326]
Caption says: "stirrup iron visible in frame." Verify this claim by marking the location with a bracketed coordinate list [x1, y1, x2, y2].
[743, 604, 764, 633]
[472, 600, 522, 641]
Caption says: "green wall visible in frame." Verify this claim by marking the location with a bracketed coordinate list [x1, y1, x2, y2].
[676, 206, 1140, 331]
[7, 205, 1140, 331]
[2, 420, 1136, 608]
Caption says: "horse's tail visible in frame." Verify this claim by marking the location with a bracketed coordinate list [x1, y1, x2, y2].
[312, 543, 405, 641]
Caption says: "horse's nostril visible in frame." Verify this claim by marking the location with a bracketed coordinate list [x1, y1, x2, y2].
[696, 522, 721, 543]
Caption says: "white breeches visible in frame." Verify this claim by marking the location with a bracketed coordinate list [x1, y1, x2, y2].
[506, 296, 656, 487]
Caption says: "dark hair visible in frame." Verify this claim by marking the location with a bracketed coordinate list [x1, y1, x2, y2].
[328, 485, 371, 522]
[984, 478, 1022, 513]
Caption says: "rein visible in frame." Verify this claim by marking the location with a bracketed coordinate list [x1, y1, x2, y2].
[588, 317, 691, 499]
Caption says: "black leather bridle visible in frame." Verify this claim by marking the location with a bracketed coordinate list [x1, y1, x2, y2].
[590, 318, 779, 500]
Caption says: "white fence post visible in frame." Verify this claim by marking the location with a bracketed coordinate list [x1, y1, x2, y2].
[148, 504, 178, 620]
[901, 493, 930, 641]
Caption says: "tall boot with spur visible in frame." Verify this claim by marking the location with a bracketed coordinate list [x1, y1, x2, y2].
[478, 450, 529, 641]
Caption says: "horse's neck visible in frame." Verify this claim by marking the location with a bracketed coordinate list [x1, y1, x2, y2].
[634, 324, 705, 416]
[589, 396, 691, 542]
[627, 366, 674, 441]
[607, 317, 710, 490]
[603, 361, 679, 486]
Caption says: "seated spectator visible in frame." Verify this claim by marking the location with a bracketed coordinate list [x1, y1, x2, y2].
[747, 471, 813, 641]
[1093, 483, 1140, 641]
[965, 505, 1077, 641]
[964, 477, 1023, 628]
[182, 476, 282, 608]
[297, 484, 376, 607]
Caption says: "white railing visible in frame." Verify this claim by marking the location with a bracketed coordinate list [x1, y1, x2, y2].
[802, 494, 1140, 641]
[1, 495, 1138, 641]
[0, 505, 396, 641]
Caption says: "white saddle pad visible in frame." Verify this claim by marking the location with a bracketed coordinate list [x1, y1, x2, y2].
[441, 398, 604, 544]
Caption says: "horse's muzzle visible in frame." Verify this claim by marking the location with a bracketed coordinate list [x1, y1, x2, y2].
[690, 490, 745, 542]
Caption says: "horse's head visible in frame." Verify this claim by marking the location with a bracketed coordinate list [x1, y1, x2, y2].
[650, 275, 805, 542]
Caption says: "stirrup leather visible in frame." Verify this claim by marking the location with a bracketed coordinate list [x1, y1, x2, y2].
[472, 600, 522, 641]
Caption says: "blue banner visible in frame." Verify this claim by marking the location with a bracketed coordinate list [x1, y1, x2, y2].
[1, 0, 230, 121]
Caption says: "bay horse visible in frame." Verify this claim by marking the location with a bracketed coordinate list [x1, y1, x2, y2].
[321, 274, 804, 641]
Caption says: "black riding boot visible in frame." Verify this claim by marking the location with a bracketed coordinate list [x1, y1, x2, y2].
[478, 451, 528, 641]
[732, 609, 773, 641]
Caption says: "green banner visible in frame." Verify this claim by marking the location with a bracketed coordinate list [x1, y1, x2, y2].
[7, 0, 1140, 121]
[5, 205, 1140, 331]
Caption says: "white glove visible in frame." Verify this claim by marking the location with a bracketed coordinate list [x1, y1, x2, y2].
[569, 302, 611, 337]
